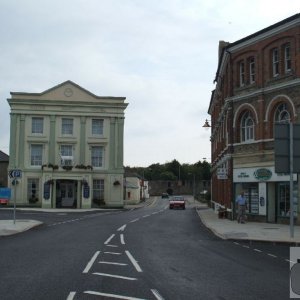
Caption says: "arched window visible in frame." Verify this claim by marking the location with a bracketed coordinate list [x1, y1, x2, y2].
[240, 111, 254, 142]
[275, 103, 290, 123]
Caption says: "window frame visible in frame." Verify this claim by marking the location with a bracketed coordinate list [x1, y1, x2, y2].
[249, 57, 255, 84]
[284, 43, 291, 73]
[60, 144, 74, 166]
[93, 179, 104, 202]
[272, 48, 279, 77]
[27, 178, 39, 202]
[240, 111, 254, 142]
[91, 146, 104, 168]
[30, 144, 43, 166]
[92, 119, 104, 136]
[61, 118, 74, 135]
[31, 117, 44, 135]
[239, 61, 245, 87]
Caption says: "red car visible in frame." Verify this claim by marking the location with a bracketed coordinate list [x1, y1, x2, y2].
[169, 196, 185, 209]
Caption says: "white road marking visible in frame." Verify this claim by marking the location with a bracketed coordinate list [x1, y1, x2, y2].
[106, 244, 119, 248]
[125, 250, 142, 272]
[84, 291, 146, 300]
[93, 272, 137, 280]
[286, 259, 296, 263]
[242, 245, 250, 249]
[99, 261, 128, 266]
[151, 289, 165, 300]
[142, 214, 150, 218]
[120, 234, 125, 245]
[117, 224, 127, 232]
[83, 251, 100, 274]
[254, 249, 262, 253]
[66, 291, 76, 300]
[234, 242, 240, 245]
[267, 253, 277, 258]
[104, 234, 116, 245]
[152, 212, 159, 215]
[130, 218, 139, 223]
[104, 252, 122, 255]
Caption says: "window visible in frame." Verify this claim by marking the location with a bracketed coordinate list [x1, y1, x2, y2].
[32, 117, 43, 134]
[249, 57, 255, 84]
[91, 146, 104, 167]
[27, 178, 39, 202]
[60, 145, 73, 166]
[92, 119, 104, 135]
[30, 145, 43, 166]
[272, 48, 279, 77]
[275, 103, 290, 123]
[62, 118, 73, 135]
[93, 179, 104, 204]
[240, 111, 254, 142]
[239, 61, 245, 86]
[284, 44, 291, 72]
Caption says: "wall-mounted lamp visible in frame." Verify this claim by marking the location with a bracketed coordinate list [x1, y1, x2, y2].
[202, 119, 211, 129]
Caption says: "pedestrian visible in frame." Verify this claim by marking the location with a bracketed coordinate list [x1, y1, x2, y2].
[236, 191, 247, 223]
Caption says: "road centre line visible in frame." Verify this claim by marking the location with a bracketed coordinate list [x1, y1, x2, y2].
[142, 214, 150, 218]
[104, 234, 115, 245]
[99, 261, 128, 266]
[83, 251, 100, 274]
[125, 250, 142, 272]
[104, 251, 122, 255]
[120, 234, 125, 245]
[84, 291, 146, 300]
[66, 291, 76, 300]
[151, 289, 165, 300]
[267, 253, 277, 258]
[93, 272, 137, 281]
[254, 249, 262, 253]
[130, 218, 139, 223]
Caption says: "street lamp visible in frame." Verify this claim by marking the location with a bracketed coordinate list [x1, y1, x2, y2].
[202, 119, 211, 129]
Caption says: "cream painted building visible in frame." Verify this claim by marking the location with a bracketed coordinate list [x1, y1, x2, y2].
[7, 81, 128, 208]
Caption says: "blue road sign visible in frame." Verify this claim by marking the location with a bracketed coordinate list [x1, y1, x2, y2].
[0, 188, 11, 199]
[8, 169, 22, 179]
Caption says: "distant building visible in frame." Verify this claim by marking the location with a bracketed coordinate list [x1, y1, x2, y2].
[0, 150, 9, 187]
[208, 14, 300, 223]
[7, 80, 128, 208]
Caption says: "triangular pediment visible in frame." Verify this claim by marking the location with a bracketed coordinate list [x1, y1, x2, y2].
[10, 80, 125, 103]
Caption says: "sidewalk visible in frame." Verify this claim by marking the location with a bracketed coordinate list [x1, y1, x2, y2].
[196, 203, 300, 244]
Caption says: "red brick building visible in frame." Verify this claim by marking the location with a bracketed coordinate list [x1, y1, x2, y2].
[208, 14, 300, 223]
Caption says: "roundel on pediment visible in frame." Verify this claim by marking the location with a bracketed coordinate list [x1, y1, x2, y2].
[64, 88, 73, 97]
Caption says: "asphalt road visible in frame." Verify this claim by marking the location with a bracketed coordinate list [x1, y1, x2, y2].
[0, 197, 291, 300]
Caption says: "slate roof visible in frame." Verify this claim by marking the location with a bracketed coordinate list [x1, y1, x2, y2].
[0, 151, 9, 162]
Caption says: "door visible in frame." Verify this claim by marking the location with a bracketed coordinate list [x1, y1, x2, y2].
[61, 182, 75, 207]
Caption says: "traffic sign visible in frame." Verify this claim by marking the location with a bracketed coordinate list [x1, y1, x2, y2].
[8, 169, 22, 179]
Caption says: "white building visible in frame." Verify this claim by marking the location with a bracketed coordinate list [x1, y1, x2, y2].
[7, 80, 128, 208]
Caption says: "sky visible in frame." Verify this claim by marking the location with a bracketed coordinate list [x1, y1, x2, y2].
[0, 0, 299, 167]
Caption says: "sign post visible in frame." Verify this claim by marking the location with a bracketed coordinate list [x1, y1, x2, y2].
[8, 169, 22, 224]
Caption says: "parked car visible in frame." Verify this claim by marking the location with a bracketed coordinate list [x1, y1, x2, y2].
[161, 193, 169, 199]
[169, 196, 185, 209]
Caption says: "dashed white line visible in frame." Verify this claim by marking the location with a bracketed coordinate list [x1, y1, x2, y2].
[151, 289, 165, 300]
[125, 250, 142, 272]
[242, 245, 250, 249]
[254, 249, 262, 253]
[120, 234, 125, 245]
[104, 252, 122, 255]
[104, 234, 116, 245]
[83, 251, 100, 274]
[99, 261, 128, 266]
[267, 253, 277, 258]
[286, 259, 296, 263]
[142, 214, 150, 218]
[84, 291, 146, 300]
[66, 291, 76, 300]
[130, 218, 139, 223]
[93, 272, 137, 281]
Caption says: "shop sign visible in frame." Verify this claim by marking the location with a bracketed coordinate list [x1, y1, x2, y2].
[254, 168, 272, 181]
[217, 168, 228, 180]
[237, 172, 250, 179]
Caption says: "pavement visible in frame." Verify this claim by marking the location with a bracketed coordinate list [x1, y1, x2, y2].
[1, 198, 300, 244]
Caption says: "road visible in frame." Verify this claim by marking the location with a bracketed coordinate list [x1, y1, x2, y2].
[0, 197, 291, 300]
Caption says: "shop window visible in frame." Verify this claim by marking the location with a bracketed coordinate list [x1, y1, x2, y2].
[27, 178, 39, 203]
[277, 182, 297, 217]
[240, 111, 254, 142]
[244, 186, 259, 214]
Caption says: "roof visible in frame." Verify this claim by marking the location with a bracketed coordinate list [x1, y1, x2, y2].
[0, 151, 9, 162]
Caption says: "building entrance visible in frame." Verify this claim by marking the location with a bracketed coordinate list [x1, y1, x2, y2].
[56, 180, 76, 208]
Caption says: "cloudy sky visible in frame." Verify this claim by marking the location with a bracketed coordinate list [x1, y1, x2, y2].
[0, 1, 298, 167]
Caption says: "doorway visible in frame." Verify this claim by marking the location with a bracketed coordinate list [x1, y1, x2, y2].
[56, 180, 76, 208]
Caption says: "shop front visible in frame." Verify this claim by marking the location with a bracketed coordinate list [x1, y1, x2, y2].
[233, 167, 298, 223]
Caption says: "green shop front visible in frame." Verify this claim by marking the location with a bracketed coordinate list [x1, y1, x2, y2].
[233, 167, 298, 223]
